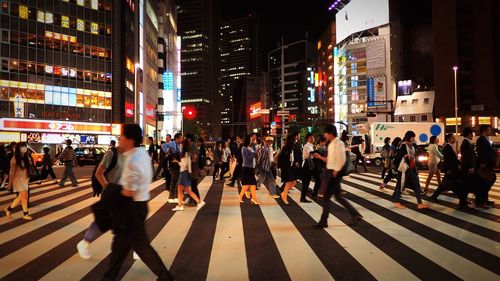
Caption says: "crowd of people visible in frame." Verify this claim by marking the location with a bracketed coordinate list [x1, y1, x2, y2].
[0, 122, 497, 280]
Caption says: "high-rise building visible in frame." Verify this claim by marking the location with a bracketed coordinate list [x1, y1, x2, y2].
[219, 13, 261, 137]
[156, 0, 181, 139]
[0, 0, 177, 147]
[316, 22, 336, 121]
[177, 0, 219, 137]
[433, 0, 500, 131]
[268, 39, 317, 132]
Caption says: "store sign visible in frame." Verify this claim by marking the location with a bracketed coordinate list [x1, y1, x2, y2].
[146, 105, 156, 119]
[367, 77, 386, 107]
[98, 135, 117, 145]
[125, 103, 135, 118]
[0, 118, 111, 134]
[163, 71, 174, 90]
[250, 102, 262, 119]
[111, 124, 122, 136]
[0, 132, 20, 143]
[26, 133, 42, 143]
[41, 133, 96, 144]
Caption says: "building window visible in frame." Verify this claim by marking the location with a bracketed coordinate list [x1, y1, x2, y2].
[45, 12, 53, 24]
[77, 19, 85, 31]
[77, 0, 84, 6]
[91, 22, 99, 34]
[412, 99, 418, 105]
[423, 98, 429, 104]
[37, 11, 44, 22]
[1, 29, 8, 43]
[19, 5, 28, 19]
[399, 117, 404, 122]
[401, 100, 407, 106]
[61, 16, 70, 28]
[91, 0, 99, 10]
[410, 116, 416, 122]
[421, 115, 428, 121]
[1, 58, 8, 72]
[1, 2, 8, 14]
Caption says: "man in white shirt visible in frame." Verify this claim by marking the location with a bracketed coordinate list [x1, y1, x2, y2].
[103, 124, 174, 281]
[300, 133, 315, 203]
[313, 124, 362, 229]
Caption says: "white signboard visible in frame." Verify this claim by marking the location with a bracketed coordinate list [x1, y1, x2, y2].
[336, 0, 390, 43]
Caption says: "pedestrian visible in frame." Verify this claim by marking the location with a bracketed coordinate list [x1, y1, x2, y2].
[300, 133, 315, 203]
[77, 141, 124, 259]
[161, 134, 173, 189]
[340, 130, 349, 146]
[172, 138, 206, 211]
[103, 124, 174, 281]
[380, 137, 402, 192]
[457, 127, 477, 210]
[475, 125, 496, 208]
[40, 147, 58, 184]
[58, 139, 78, 187]
[392, 131, 429, 209]
[429, 134, 460, 203]
[219, 140, 231, 180]
[256, 136, 279, 199]
[227, 135, 243, 187]
[3, 142, 33, 220]
[153, 141, 167, 180]
[147, 137, 158, 170]
[292, 132, 303, 185]
[186, 134, 201, 201]
[312, 124, 363, 228]
[212, 141, 223, 181]
[238, 135, 260, 205]
[380, 137, 391, 179]
[198, 138, 207, 171]
[278, 134, 298, 205]
[351, 139, 368, 173]
[424, 136, 443, 193]
[0, 145, 10, 189]
[166, 133, 183, 204]
[311, 136, 327, 200]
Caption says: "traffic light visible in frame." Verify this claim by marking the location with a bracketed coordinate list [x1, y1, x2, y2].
[183, 106, 197, 120]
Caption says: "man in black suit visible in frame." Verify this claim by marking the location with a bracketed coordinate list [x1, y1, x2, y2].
[475, 125, 496, 209]
[457, 127, 477, 209]
[429, 134, 460, 202]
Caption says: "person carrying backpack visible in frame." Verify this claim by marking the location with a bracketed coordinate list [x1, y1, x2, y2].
[77, 140, 124, 259]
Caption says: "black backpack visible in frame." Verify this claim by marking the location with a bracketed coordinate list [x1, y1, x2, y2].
[91, 147, 118, 197]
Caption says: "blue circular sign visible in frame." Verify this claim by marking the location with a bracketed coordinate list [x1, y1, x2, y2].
[430, 125, 442, 136]
[419, 133, 428, 143]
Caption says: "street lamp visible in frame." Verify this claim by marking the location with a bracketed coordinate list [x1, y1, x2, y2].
[453, 66, 458, 151]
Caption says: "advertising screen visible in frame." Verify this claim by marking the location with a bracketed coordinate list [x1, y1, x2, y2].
[336, 0, 389, 43]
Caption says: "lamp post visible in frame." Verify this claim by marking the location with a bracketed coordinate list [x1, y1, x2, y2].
[453, 66, 458, 151]
[281, 37, 286, 146]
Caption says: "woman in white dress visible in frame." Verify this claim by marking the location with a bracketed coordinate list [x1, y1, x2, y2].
[3, 142, 33, 220]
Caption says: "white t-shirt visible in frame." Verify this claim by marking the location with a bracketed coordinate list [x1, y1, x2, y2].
[222, 147, 231, 162]
[119, 147, 152, 202]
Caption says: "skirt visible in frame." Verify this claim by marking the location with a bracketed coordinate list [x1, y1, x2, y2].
[280, 167, 297, 183]
[241, 167, 257, 185]
[177, 171, 192, 187]
[13, 179, 29, 192]
[428, 162, 439, 174]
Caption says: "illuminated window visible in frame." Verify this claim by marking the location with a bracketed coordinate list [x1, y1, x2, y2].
[91, 22, 99, 34]
[45, 12, 53, 24]
[77, 0, 84, 6]
[126, 57, 134, 74]
[91, 0, 98, 10]
[61, 16, 69, 28]
[19, 5, 28, 19]
[77, 19, 85, 31]
[37, 11, 45, 22]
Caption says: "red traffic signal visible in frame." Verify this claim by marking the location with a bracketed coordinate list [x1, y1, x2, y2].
[183, 106, 197, 119]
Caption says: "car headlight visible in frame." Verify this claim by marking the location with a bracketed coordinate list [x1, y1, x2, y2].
[418, 156, 428, 162]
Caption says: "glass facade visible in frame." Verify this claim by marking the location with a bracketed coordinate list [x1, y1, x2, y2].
[0, 0, 112, 123]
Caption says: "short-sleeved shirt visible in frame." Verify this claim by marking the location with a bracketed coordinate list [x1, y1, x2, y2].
[98, 148, 125, 184]
[119, 147, 153, 202]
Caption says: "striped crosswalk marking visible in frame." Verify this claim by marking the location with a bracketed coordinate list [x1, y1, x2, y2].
[0, 171, 498, 281]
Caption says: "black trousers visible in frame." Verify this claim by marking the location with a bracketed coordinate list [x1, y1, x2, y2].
[311, 170, 321, 197]
[320, 176, 360, 223]
[190, 176, 200, 198]
[103, 202, 174, 281]
[220, 162, 230, 179]
[353, 153, 367, 171]
[383, 169, 396, 184]
[301, 164, 312, 199]
[168, 167, 180, 199]
[475, 170, 495, 204]
[432, 172, 458, 199]
[41, 166, 57, 180]
[229, 164, 242, 184]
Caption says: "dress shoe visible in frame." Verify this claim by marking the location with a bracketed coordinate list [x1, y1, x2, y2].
[458, 205, 475, 211]
[312, 222, 328, 229]
[300, 198, 311, 203]
[427, 196, 439, 203]
[349, 215, 363, 226]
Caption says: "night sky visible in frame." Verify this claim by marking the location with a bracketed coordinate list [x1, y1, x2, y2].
[221, 0, 333, 63]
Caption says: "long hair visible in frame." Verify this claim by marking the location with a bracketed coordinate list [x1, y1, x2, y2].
[282, 134, 296, 152]
[181, 138, 191, 157]
[243, 135, 251, 147]
[14, 142, 30, 170]
[403, 131, 416, 142]
[391, 137, 402, 147]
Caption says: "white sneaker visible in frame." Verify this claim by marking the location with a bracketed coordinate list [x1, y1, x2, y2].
[167, 199, 176, 204]
[77, 240, 91, 260]
[196, 201, 206, 211]
[133, 251, 140, 260]
[183, 197, 190, 204]
[173, 198, 179, 203]
[172, 205, 184, 211]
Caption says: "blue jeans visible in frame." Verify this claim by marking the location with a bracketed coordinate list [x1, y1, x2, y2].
[257, 169, 277, 195]
[84, 221, 103, 243]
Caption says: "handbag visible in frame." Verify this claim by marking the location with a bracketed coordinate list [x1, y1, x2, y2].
[397, 158, 408, 173]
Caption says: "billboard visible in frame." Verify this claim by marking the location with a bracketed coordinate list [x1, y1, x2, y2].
[335, 0, 389, 43]
[367, 77, 386, 107]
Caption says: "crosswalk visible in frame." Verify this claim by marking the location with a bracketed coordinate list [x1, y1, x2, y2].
[0, 171, 499, 281]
